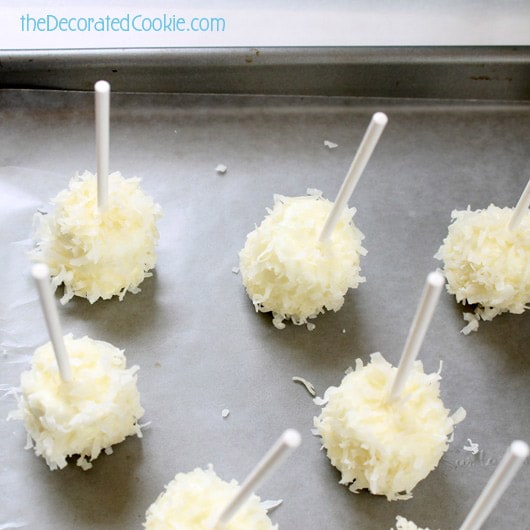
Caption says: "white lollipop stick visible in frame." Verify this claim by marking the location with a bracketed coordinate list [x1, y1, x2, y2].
[508, 176, 530, 231]
[32, 264, 72, 383]
[388, 271, 445, 401]
[213, 429, 301, 528]
[459, 440, 529, 530]
[95, 80, 110, 210]
[319, 112, 388, 241]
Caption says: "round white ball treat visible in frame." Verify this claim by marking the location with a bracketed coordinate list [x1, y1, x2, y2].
[239, 190, 366, 329]
[391, 516, 433, 530]
[32, 171, 162, 304]
[435, 204, 530, 333]
[9, 334, 144, 470]
[144, 466, 277, 529]
[313, 353, 466, 501]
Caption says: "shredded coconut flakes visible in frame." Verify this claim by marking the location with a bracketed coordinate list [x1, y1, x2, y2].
[260, 499, 283, 512]
[292, 376, 316, 397]
[392, 515, 434, 530]
[30, 171, 162, 304]
[239, 190, 366, 328]
[9, 334, 144, 471]
[463, 438, 480, 455]
[313, 352, 465, 501]
[144, 466, 277, 529]
[435, 204, 530, 331]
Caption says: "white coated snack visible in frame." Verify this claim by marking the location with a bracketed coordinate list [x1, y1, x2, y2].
[144, 466, 277, 529]
[435, 204, 530, 333]
[391, 516, 433, 530]
[313, 353, 465, 501]
[9, 334, 144, 470]
[239, 189, 366, 329]
[32, 171, 162, 303]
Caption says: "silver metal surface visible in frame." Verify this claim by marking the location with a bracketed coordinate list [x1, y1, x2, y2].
[0, 89, 529, 529]
[1, 47, 530, 100]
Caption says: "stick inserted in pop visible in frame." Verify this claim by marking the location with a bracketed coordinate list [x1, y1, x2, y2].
[213, 429, 301, 528]
[508, 176, 530, 232]
[95, 80, 110, 210]
[32, 263, 72, 382]
[319, 112, 388, 242]
[388, 271, 445, 401]
[459, 440, 529, 530]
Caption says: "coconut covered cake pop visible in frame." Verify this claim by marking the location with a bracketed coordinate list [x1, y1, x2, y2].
[9, 333, 144, 470]
[239, 113, 387, 330]
[239, 189, 366, 329]
[313, 272, 465, 501]
[144, 466, 277, 530]
[435, 204, 530, 334]
[145, 430, 300, 529]
[31, 81, 162, 304]
[31, 170, 162, 304]
[313, 352, 465, 501]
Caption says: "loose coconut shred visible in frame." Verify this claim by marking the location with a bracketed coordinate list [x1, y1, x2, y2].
[313, 353, 465, 501]
[435, 204, 530, 333]
[391, 516, 435, 530]
[9, 334, 144, 470]
[31, 171, 162, 304]
[239, 189, 366, 329]
[292, 376, 316, 397]
[144, 466, 277, 529]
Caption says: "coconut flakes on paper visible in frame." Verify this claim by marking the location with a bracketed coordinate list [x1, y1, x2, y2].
[292, 376, 316, 397]
[260, 499, 283, 512]
[463, 438, 480, 455]
[392, 515, 434, 530]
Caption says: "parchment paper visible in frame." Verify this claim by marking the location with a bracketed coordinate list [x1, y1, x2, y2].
[1, 90, 529, 530]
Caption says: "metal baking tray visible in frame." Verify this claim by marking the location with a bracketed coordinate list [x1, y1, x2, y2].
[1, 49, 529, 530]
[1, 47, 530, 99]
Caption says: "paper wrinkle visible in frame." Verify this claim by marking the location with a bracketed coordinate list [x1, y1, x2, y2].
[0, 384, 20, 401]
[0, 178, 41, 216]
[0, 347, 33, 365]
[1, 168, 56, 483]
[1, 196, 45, 364]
